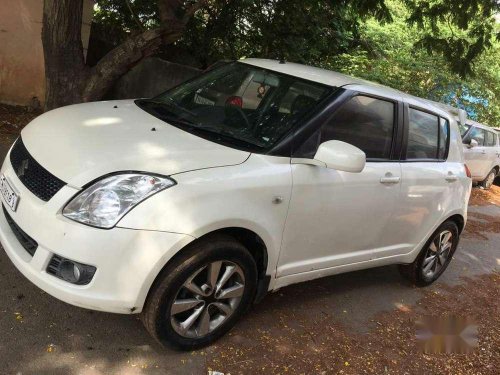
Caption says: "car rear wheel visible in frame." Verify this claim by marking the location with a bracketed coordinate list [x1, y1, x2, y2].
[141, 234, 257, 350]
[399, 221, 459, 286]
[480, 169, 496, 189]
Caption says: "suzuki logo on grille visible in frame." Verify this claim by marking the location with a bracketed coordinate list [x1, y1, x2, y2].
[17, 159, 29, 177]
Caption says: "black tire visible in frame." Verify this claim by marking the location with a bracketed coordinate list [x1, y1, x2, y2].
[399, 221, 459, 287]
[480, 169, 497, 189]
[141, 234, 257, 350]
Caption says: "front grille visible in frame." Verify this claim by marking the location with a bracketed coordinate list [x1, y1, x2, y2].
[10, 138, 66, 201]
[2, 205, 38, 256]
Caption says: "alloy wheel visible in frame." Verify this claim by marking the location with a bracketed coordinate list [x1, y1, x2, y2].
[421, 230, 453, 279]
[485, 172, 495, 189]
[170, 261, 245, 338]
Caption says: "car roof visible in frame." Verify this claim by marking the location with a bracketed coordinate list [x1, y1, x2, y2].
[241, 58, 453, 120]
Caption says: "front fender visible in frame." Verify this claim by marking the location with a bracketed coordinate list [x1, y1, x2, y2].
[117, 154, 293, 277]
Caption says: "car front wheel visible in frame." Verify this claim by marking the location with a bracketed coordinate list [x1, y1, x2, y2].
[141, 234, 257, 350]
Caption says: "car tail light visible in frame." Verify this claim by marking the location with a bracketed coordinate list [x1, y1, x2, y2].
[464, 164, 472, 178]
[225, 96, 243, 107]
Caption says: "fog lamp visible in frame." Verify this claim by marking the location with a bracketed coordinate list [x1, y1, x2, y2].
[47, 256, 96, 285]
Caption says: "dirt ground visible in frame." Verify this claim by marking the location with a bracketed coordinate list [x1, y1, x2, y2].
[0, 104, 499, 374]
[469, 184, 500, 206]
[206, 274, 500, 375]
[0, 103, 40, 145]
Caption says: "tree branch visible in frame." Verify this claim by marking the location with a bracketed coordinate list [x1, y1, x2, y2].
[183, 0, 209, 23]
[125, 0, 145, 31]
[82, 0, 209, 102]
[82, 26, 183, 101]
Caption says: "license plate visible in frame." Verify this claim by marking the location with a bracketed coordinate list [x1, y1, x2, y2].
[0, 175, 19, 211]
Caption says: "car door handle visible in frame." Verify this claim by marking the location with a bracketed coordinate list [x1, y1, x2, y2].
[445, 173, 458, 182]
[380, 176, 400, 184]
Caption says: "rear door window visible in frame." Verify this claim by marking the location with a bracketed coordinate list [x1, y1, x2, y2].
[406, 108, 440, 159]
[485, 130, 496, 147]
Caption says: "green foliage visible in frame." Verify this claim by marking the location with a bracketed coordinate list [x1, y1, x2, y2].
[183, 0, 367, 65]
[93, 0, 392, 65]
[93, 0, 159, 32]
[405, 0, 500, 77]
[326, 0, 500, 125]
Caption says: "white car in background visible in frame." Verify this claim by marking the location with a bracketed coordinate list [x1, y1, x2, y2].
[0, 59, 471, 349]
[461, 120, 500, 189]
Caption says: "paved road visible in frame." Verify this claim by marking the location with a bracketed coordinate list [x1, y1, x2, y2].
[0, 139, 498, 375]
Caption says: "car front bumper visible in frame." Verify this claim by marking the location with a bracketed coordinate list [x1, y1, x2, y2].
[0, 155, 193, 314]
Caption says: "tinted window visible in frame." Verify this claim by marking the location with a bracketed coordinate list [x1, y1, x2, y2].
[279, 82, 330, 114]
[137, 62, 332, 151]
[485, 130, 496, 147]
[406, 109, 439, 159]
[438, 118, 449, 159]
[318, 96, 395, 159]
[463, 127, 485, 146]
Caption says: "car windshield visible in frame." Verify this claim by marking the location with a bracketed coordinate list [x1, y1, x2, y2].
[458, 123, 471, 138]
[135, 62, 334, 151]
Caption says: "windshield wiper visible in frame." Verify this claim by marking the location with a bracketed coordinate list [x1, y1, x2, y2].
[139, 98, 197, 118]
[186, 125, 262, 150]
[136, 99, 197, 127]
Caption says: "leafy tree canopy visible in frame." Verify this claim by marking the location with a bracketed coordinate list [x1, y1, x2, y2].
[91, 0, 499, 124]
[405, 0, 500, 78]
[93, 0, 392, 66]
[328, 0, 500, 124]
[93, 0, 499, 75]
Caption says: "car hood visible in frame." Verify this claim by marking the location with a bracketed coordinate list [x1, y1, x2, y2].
[20, 100, 250, 187]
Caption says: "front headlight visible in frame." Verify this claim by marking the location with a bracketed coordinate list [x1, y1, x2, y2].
[63, 173, 176, 228]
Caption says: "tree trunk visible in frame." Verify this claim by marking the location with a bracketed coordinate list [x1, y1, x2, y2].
[42, 0, 87, 110]
[42, 0, 205, 111]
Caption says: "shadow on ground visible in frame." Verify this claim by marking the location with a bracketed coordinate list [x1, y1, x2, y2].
[1, 218, 498, 374]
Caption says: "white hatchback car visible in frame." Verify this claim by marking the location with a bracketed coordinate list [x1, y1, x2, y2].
[0, 59, 471, 349]
[461, 121, 500, 189]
